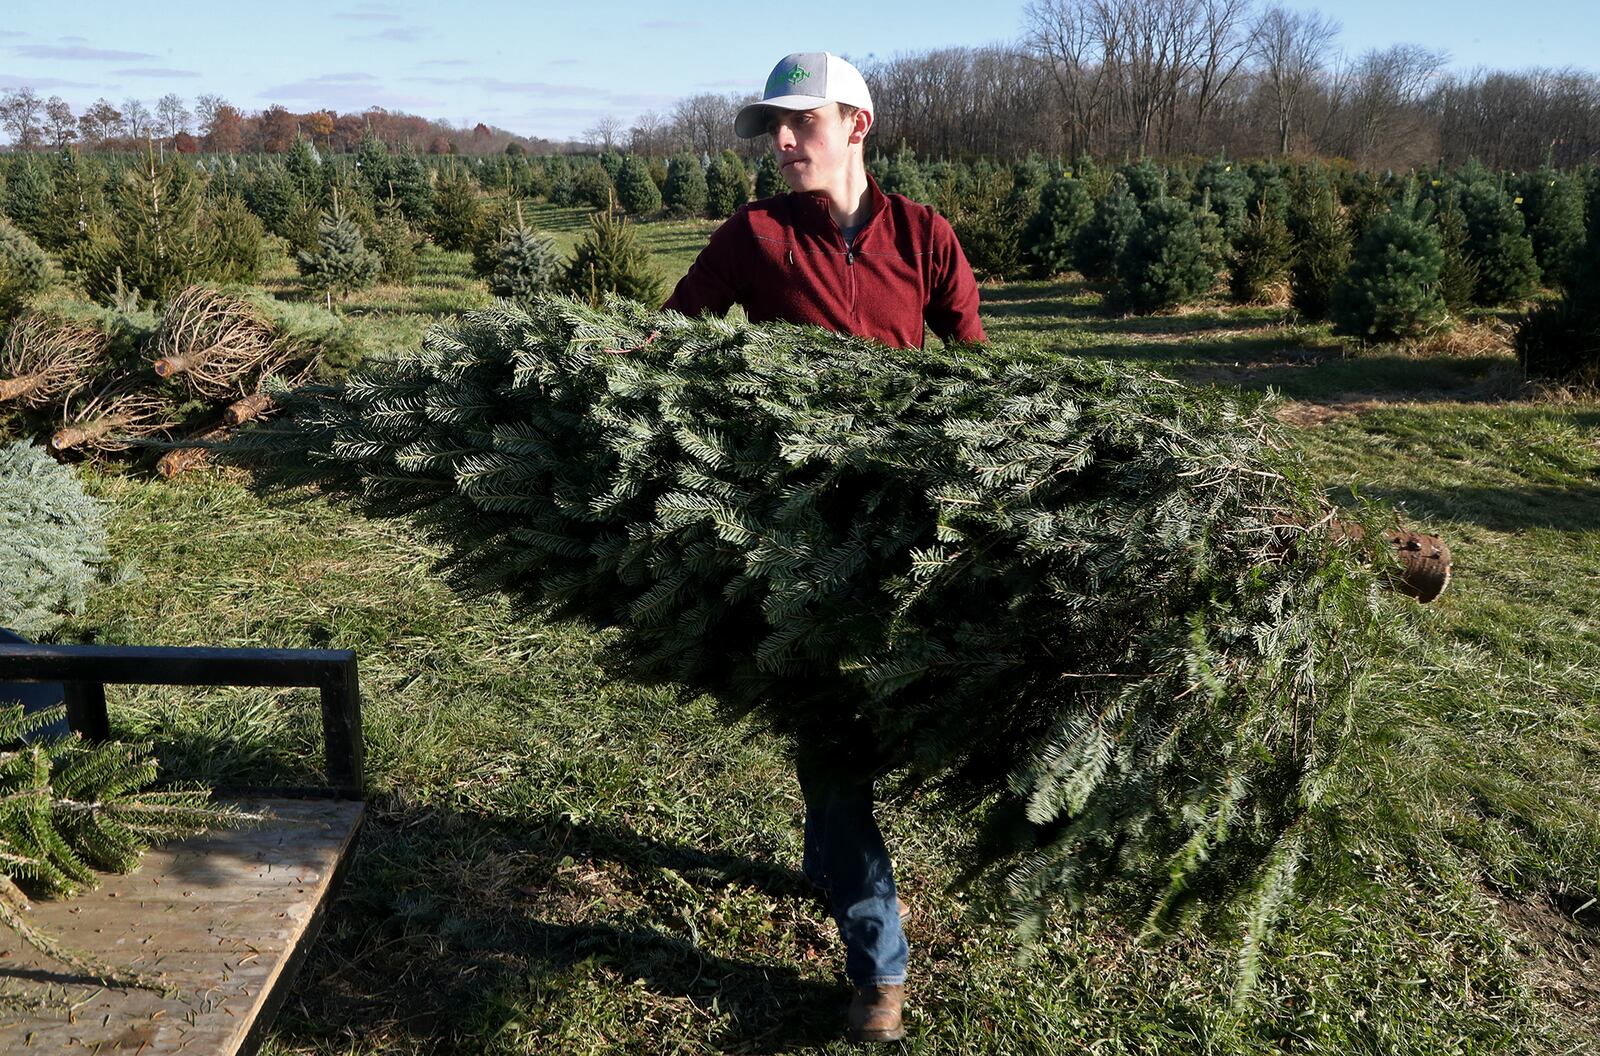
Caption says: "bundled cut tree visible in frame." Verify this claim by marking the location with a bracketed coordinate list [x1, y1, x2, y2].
[51, 374, 180, 454]
[0, 310, 110, 407]
[151, 284, 288, 401]
[223, 296, 1399, 986]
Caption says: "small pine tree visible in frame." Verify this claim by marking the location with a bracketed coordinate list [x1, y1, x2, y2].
[1005, 153, 1051, 223]
[1514, 294, 1600, 385]
[1021, 174, 1092, 278]
[1331, 197, 1447, 341]
[573, 163, 615, 211]
[284, 134, 327, 202]
[1434, 191, 1478, 316]
[0, 699, 256, 986]
[2, 156, 52, 241]
[1119, 159, 1167, 206]
[949, 163, 1025, 280]
[1457, 165, 1540, 306]
[1193, 159, 1253, 247]
[429, 168, 483, 251]
[1289, 188, 1351, 320]
[0, 218, 50, 327]
[1229, 196, 1293, 304]
[754, 153, 786, 199]
[389, 151, 435, 226]
[1109, 195, 1217, 313]
[298, 195, 382, 299]
[558, 209, 664, 306]
[546, 158, 577, 207]
[355, 126, 393, 199]
[200, 194, 265, 285]
[706, 150, 749, 220]
[38, 149, 106, 256]
[242, 162, 304, 239]
[663, 153, 708, 218]
[598, 150, 625, 183]
[876, 143, 928, 202]
[1073, 175, 1141, 281]
[371, 194, 419, 284]
[615, 155, 662, 216]
[79, 150, 216, 306]
[488, 207, 560, 302]
[1516, 168, 1586, 290]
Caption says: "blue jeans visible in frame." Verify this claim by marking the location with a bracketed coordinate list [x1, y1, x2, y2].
[797, 755, 909, 986]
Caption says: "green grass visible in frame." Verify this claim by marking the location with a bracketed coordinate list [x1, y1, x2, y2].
[27, 232, 1600, 1053]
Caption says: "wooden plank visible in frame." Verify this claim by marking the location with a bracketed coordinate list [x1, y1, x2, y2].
[0, 798, 363, 1054]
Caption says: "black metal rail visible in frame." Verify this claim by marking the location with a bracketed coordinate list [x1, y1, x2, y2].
[0, 643, 365, 799]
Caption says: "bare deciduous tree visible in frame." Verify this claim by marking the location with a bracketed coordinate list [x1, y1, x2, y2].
[0, 87, 44, 149]
[583, 114, 622, 152]
[121, 97, 153, 140]
[156, 93, 191, 140]
[1250, 4, 1340, 154]
[43, 96, 77, 149]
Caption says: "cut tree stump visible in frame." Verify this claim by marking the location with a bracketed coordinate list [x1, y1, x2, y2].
[0, 796, 364, 1054]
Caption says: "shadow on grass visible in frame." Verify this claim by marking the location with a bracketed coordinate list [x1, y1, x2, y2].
[133, 717, 843, 1052]
[266, 801, 845, 1054]
[1357, 483, 1600, 533]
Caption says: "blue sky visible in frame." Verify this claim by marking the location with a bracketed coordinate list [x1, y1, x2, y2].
[2, 0, 1595, 141]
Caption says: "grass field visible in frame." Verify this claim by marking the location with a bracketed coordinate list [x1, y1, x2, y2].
[49, 216, 1600, 1054]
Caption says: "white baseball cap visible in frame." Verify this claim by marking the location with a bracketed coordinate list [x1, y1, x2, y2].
[734, 52, 874, 140]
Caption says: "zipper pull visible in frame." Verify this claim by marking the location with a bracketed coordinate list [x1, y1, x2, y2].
[845, 249, 854, 265]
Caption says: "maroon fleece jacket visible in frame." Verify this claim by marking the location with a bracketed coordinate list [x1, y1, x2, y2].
[663, 174, 986, 349]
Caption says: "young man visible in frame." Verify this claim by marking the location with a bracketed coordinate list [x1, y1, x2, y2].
[663, 52, 986, 1044]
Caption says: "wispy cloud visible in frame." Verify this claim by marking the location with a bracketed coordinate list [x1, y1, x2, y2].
[640, 19, 698, 30]
[549, 58, 580, 67]
[417, 58, 469, 68]
[260, 73, 438, 111]
[58, 35, 89, 43]
[353, 26, 424, 43]
[16, 44, 158, 61]
[407, 73, 673, 112]
[115, 66, 202, 79]
[0, 31, 27, 40]
[696, 78, 760, 90]
[336, 2, 403, 21]
[0, 73, 98, 90]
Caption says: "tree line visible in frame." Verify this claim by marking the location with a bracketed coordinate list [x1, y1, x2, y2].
[0, 90, 565, 158]
[5, 2, 1599, 171]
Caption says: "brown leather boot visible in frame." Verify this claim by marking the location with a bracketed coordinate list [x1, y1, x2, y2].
[847, 983, 906, 1043]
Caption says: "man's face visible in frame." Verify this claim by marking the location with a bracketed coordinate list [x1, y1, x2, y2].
[767, 104, 858, 193]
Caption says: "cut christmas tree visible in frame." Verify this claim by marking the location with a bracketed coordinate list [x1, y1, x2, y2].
[221, 296, 1402, 985]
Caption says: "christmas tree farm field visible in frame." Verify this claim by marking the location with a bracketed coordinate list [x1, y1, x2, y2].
[41, 277, 1600, 1055]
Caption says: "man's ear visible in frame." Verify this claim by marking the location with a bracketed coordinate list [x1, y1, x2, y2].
[849, 108, 873, 146]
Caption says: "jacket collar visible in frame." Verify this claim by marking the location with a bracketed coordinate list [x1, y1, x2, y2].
[792, 172, 890, 242]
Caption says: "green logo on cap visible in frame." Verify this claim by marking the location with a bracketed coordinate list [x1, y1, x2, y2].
[768, 65, 811, 95]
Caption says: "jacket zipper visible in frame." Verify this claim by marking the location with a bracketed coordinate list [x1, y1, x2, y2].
[845, 245, 856, 316]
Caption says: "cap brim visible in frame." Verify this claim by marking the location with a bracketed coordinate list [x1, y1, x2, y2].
[734, 95, 832, 139]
